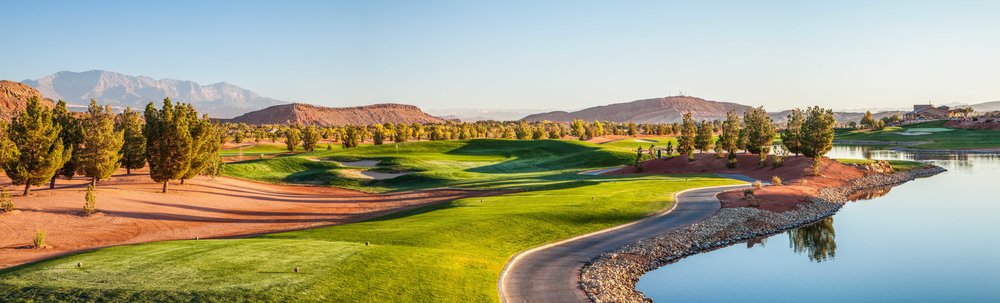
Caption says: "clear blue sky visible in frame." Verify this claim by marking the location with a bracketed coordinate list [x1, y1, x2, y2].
[3, 0, 999, 111]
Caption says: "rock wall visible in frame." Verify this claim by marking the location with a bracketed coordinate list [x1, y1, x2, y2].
[580, 166, 946, 303]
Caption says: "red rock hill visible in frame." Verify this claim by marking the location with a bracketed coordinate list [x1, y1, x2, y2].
[227, 103, 446, 126]
[0, 80, 54, 120]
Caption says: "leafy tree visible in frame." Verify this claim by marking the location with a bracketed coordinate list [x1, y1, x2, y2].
[571, 119, 586, 140]
[302, 125, 321, 151]
[144, 98, 194, 193]
[677, 112, 697, 161]
[117, 107, 146, 174]
[592, 120, 605, 137]
[77, 100, 125, 186]
[371, 124, 387, 145]
[781, 109, 804, 156]
[800, 106, 836, 175]
[860, 111, 875, 130]
[342, 126, 361, 148]
[51, 100, 82, 188]
[394, 123, 410, 142]
[3, 97, 71, 196]
[627, 123, 638, 137]
[83, 184, 96, 216]
[743, 106, 776, 167]
[694, 121, 713, 153]
[284, 127, 302, 152]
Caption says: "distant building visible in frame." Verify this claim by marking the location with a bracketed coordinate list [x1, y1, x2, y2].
[906, 104, 950, 120]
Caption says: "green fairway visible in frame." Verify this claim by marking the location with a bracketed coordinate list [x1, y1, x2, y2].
[223, 139, 641, 192]
[0, 174, 740, 302]
[835, 121, 1000, 149]
[219, 143, 293, 157]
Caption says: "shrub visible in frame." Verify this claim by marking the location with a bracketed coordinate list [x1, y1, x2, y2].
[801, 179, 809, 186]
[0, 187, 12, 213]
[726, 153, 737, 169]
[772, 176, 783, 186]
[83, 185, 96, 216]
[753, 180, 763, 190]
[743, 189, 758, 207]
[33, 230, 46, 249]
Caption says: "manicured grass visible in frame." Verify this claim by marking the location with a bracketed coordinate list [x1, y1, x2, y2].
[219, 143, 292, 157]
[223, 139, 638, 192]
[835, 121, 1000, 149]
[0, 175, 740, 302]
[835, 158, 931, 171]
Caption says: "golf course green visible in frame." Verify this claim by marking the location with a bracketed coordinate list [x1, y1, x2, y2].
[0, 139, 740, 302]
[835, 121, 1000, 150]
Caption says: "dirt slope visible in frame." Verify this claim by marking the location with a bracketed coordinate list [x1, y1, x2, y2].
[227, 103, 446, 126]
[0, 80, 54, 120]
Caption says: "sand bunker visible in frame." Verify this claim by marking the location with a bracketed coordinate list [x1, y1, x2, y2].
[335, 160, 381, 168]
[340, 169, 409, 180]
[0, 169, 497, 269]
[633, 139, 658, 143]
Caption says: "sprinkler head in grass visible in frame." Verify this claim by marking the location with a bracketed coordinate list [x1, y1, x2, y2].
[294, 267, 300, 273]
[77, 262, 82, 268]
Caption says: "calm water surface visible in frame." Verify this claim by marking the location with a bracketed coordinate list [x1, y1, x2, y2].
[636, 146, 1000, 303]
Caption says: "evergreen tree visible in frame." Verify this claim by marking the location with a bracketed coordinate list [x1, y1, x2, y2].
[342, 126, 360, 148]
[117, 107, 146, 174]
[677, 113, 697, 161]
[77, 100, 125, 186]
[301, 125, 321, 151]
[3, 97, 71, 196]
[51, 100, 82, 188]
[860, 111, 875, 130]
[801, 106, 836, 175]
[717, 110, 741, 156]
[742, 106, 776, 167]
[781, 109, 805, 156]
[145, 98, 194, 193]
[285, 127, 302, 152]
[180, 107, 221, 184]
[627, 123, 638, 137]
[571, 119, 587, 140]
[694, 121, 713, 153]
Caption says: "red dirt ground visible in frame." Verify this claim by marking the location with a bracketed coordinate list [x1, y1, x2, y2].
[0, 168, 500, 269]
[606, 153, 868, 212]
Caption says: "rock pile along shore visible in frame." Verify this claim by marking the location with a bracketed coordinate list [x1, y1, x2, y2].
[580, 166, 946, 303]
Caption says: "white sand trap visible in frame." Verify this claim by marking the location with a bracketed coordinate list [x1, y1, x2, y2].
[633, 139, 658, 143]
[335, 160, 381, 168]
[340, 169, 409, 180]
[897, 132, 931, 136]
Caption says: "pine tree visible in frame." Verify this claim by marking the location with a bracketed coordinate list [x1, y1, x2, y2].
[301, 125, 321, 151]
[694, 121, 713, 153]
[117, 107, 146, 174]
[145, 98, 194, 193]
[742, 106, 776, 167]
[781, 109, 805, 156]
[51, 100, 82, 188]
[677, 112, 697, 161]
[801, 106, 836, 175]
[83, 184, 96, 216]
[77, 100, 125, 186]
[285, 127, 302, 152]
[180, 106, 221, 184]
[717, 110, 741, 155]
[860, 111, 875, 130]
[3, 97, 71, 196]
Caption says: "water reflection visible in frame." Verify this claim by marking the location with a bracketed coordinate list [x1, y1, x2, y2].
[787, 217, 837, 262]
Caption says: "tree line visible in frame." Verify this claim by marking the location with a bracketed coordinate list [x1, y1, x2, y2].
[0, 97, 221, 195]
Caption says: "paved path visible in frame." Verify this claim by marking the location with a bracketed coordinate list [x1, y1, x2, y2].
[498, 181, 750, 303]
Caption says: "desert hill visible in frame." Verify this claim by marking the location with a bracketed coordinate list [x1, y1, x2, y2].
[22, 70, 286, 119]
[523, 95, 907, 124]
[0, 80, 54, 120]
[521, 96, 749, 123]
[227, 103, 446, 126]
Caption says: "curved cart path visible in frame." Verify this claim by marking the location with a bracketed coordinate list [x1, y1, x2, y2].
[498, 180, 751, 303]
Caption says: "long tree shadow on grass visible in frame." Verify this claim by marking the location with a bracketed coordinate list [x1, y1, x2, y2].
[443, 140, 633, 174]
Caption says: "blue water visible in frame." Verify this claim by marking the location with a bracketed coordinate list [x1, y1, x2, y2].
[636, 146, 1000, 303]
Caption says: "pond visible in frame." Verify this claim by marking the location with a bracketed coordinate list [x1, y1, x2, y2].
[636, 146, 1000, 302]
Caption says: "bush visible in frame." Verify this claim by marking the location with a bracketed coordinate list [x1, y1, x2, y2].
[83, 185, 96, 216]
[743, 189, 758, 207]
[726, 153, 737, 169]
[0, 187, 13, 213]
[772, 176, 783, 186]
[33, 230, 46, 249]
[753, 180, 763, 190]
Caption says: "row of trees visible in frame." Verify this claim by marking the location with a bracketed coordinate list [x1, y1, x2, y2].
[0, 97, 221, 195]
[220, 119, 726, 148]
[673, 106, 835, 174]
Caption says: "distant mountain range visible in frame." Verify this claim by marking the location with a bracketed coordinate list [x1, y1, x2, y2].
[21, 70, 286, 118]
[227, 103, 445, 126]
[426, 108, 556, 122]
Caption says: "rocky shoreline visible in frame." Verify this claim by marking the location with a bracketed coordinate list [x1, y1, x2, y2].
[580, 166, 946, 303]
